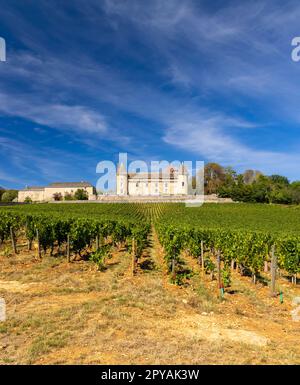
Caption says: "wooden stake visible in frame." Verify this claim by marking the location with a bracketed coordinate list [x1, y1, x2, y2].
[270, 244, 277, 297]
[292, 274, 297, 285]
[36, 229, 41, 259]
[27, 239, 32, 251]
[201, 240, 204, 276]
[264, 260, 268, 273]
[132, 238, 136, 276]
[216, 250, 221, 290]
[171, 258, 176, 281]
[96, 234, 99, 251]
[231, 259, 235, 271]
[10, 227, 17, 254]
[67, 234, 70, 263]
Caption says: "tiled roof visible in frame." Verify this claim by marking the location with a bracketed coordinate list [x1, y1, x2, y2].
[22, 186, 45, 191]
[47, 182, 92, 188]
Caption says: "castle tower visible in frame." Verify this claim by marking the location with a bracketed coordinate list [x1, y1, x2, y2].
[176, 163, 188, 195]
[116, 163, 128, 195]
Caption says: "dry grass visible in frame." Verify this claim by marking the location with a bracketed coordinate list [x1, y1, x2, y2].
[0, 237, 299, 365]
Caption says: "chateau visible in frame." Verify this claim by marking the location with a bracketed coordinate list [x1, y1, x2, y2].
[18, 165, 190, 202]
[18, 182, 95, 202]
[116, 163, 189, 196]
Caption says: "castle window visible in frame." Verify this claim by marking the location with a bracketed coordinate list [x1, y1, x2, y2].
[182, 182, 185, 187]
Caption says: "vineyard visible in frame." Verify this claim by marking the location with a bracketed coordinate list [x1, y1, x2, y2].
[0, 203, 299, 364]
[0, 204, 151, 272]
[156, 204, 300, 289]
[0, 203, 299, 289]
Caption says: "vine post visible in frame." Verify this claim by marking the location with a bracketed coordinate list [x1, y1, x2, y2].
[270, 244, 277, 297]
[231, 259, 235, 271]
[26, 223, 32, 251]
[171, 258, 176, 281]
[292, 274, 297, 285]
[201, 240, 204, 275]
[67, 234, 70, 263]
[216, 250, 221, 293]
[132, 237, 136, 276]
[96, 234, 99, 251]
[36, 229, 41, 259]
[10, 227, 17, 254]
[264, 261, 269, 273]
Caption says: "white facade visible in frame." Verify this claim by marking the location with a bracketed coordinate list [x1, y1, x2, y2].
[18, 188, 45, 202]
[18, 182, 95, 202]
[116, 164, 189, 196]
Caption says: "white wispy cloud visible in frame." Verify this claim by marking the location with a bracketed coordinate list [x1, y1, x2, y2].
[163, 115, 300, 177]
[1, 0, 300, 182]
[0, 93, 107, 134]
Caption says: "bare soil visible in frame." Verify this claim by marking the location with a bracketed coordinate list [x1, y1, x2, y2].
[0, 233, 299, 365]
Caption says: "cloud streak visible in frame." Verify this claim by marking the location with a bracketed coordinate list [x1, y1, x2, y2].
[1, 0, 300, 184]
[0, 94, 107, 134]
[163, 115, 300, 177]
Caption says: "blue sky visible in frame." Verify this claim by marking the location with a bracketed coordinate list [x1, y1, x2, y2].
[1, 0, 300, 189]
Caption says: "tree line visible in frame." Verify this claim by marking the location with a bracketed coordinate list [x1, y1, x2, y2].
[202, 163, 300, 204]
[0, 187, 18, 203]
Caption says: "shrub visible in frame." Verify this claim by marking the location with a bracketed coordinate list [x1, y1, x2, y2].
[74, 189, 88, 200]
[1, 190, 18, 202]
[89, 245, 112, 271]
[221, 266, 231, 287]
[64, 192, 74, 201]
[53, 193, 63, 201]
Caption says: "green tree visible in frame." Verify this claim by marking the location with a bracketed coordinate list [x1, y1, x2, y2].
[74, 189, 88, 200]
[269, 175, 289, 186]
[0, 187, 5, 201]
[290, 181, 300, 189]
[290, 182, 300, 204]
[204, 163, 225, 194]
[1, 190, 18, 202]
[224, 166, 237, 185]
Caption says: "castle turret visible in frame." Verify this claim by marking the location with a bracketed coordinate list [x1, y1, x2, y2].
[116, 163, 128, 195]
[176, 163, 188, 195]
